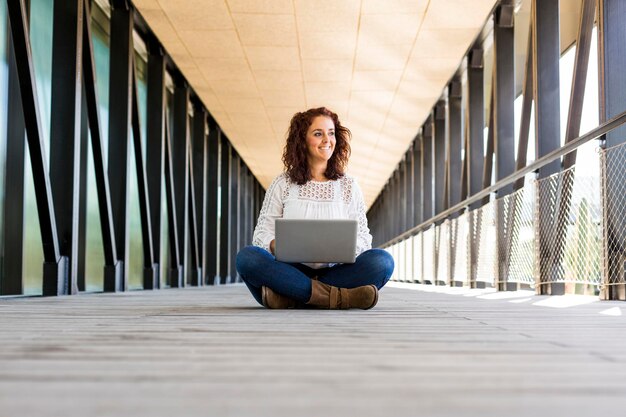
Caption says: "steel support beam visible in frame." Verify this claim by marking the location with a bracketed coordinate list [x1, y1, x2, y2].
[218, 136, 230, 284]
[405, 146, 414, 230]
[434, 101, 447, 216]
[229, 151, 240, 283]
[448, 79, 463, 211]
[422, 119, 434, 221]
[49, 0, 83, 295]
[164, 118, 183, 287]
[468, 48, 485, 210]
[494, 3, 516, 197]
[6, 0, 65, 295]
[192, 104, 206, 286]
[145, 40, 165, 289]
[187, 107, 203, 286]
[77, 81, 89, 291]
[532, 0, 563, 294]
[205, 121, 219, 284]
[599, 0, 626, 300]
[107, 0, 134, 291]
[171, 82, 189, 286]
[413, 137, 423, 227]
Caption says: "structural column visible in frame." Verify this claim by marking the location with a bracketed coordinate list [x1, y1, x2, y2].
[599, 0, 626, 300]
[205, 120, 219, 284]
[218, 135, 230, 284]
[145, 40, 165, 289]
[107, 0, 134, 291]
[533, 0, 562, 294]
[171, 81, 190, 286]
[494, 2, 517, 291]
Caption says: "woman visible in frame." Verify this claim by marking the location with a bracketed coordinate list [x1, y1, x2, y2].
[236, 107, 394, 309]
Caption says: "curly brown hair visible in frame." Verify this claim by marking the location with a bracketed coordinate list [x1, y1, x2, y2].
[282, 107, 351, 185]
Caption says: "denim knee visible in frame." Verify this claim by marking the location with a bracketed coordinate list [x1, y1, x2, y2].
[361, 248, 395, 286]
[236, 245, 270, 276]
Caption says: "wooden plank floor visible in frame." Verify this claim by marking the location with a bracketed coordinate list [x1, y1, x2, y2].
[1, 283, 626, 417]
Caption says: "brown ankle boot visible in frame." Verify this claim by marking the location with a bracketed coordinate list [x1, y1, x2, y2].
[262, 286, 298, 309]
[307, 280, 378, 310]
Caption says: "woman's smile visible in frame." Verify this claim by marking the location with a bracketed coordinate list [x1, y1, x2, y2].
[306, 116, 336, 163]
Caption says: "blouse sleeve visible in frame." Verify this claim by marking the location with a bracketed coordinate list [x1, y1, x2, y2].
[252, 174, 287, 252]
[348, 178, 373, 256]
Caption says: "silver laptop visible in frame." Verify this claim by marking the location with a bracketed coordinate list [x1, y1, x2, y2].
[274, 219, 358, 264]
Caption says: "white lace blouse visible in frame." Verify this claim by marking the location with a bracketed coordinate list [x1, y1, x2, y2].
[252, 173, 373, 268]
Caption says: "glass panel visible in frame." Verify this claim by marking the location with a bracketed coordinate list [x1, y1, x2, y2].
[126, 47, 149, 290]
[84, 4, 110, 292]
[23, 0, 54, 295]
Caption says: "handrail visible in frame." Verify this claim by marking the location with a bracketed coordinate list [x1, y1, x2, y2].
[381, 109, 626, 248]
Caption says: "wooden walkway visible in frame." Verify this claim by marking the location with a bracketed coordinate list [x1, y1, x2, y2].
[1, 283, 625, 417]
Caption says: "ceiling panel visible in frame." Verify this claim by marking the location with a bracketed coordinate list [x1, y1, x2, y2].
[137, 0, 498, 207]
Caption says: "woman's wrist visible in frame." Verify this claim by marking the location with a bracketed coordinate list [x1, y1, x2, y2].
[269, 239, 276, 255]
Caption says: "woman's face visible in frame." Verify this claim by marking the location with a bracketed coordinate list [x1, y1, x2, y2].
[305, 116, 336, 164]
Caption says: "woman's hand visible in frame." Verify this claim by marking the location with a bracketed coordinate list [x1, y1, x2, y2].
[269, 239, 276, 255]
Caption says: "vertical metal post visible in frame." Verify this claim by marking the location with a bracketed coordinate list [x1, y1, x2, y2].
[494, 3, 516, 197]
[399, 159, 407, 234]
[448, 78, 463, 286]
[171, 81, 189, 285]
[448, 79, 463, 210]
[413, 136, 423, 226]
[145, 39, 165, 289]
[187, 102, 204, 286]
[218, 136, 230, 284]
[405, 146, 414, 230]
[467, 47, 485, 289]
[434, 101, 447, 217]
[77, 87, 88, 291]
[393, 170, 400, 236]
[494, 2, 517, 291]
[229, 151, 240, 283]
[205, 120, 219, 284]
[164, 117, 182, 287]
[468, 48, 484, 209]
[532, 0, 562, 294]
[107, 0, 133, 291]
[49, 0, 83, 295]
[413, 137, 423, 283]
[422, 119, 434, 221]
[192, 105, 207, 286]
[599, 0, 626, 300]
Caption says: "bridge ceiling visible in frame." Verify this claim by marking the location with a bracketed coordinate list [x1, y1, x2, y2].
[133, 0, 497, 207]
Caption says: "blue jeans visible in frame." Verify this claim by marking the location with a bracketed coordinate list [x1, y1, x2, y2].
[235, 246, 395, 306]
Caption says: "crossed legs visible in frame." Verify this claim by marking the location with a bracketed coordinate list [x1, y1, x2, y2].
[235, 246, 395, 307]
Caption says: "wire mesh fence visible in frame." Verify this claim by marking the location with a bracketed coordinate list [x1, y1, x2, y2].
[496, 185, 536, 288]
[473, 200, 496, 287]
[601, 141, 626, 298]
[423, 226, 436, 284]
[385, 146, 609, 295]
[450, 212, 469, 286]
[412, 234, 423, 283]
[435, 221, 449, 285]
[535, 159, 602, 293]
